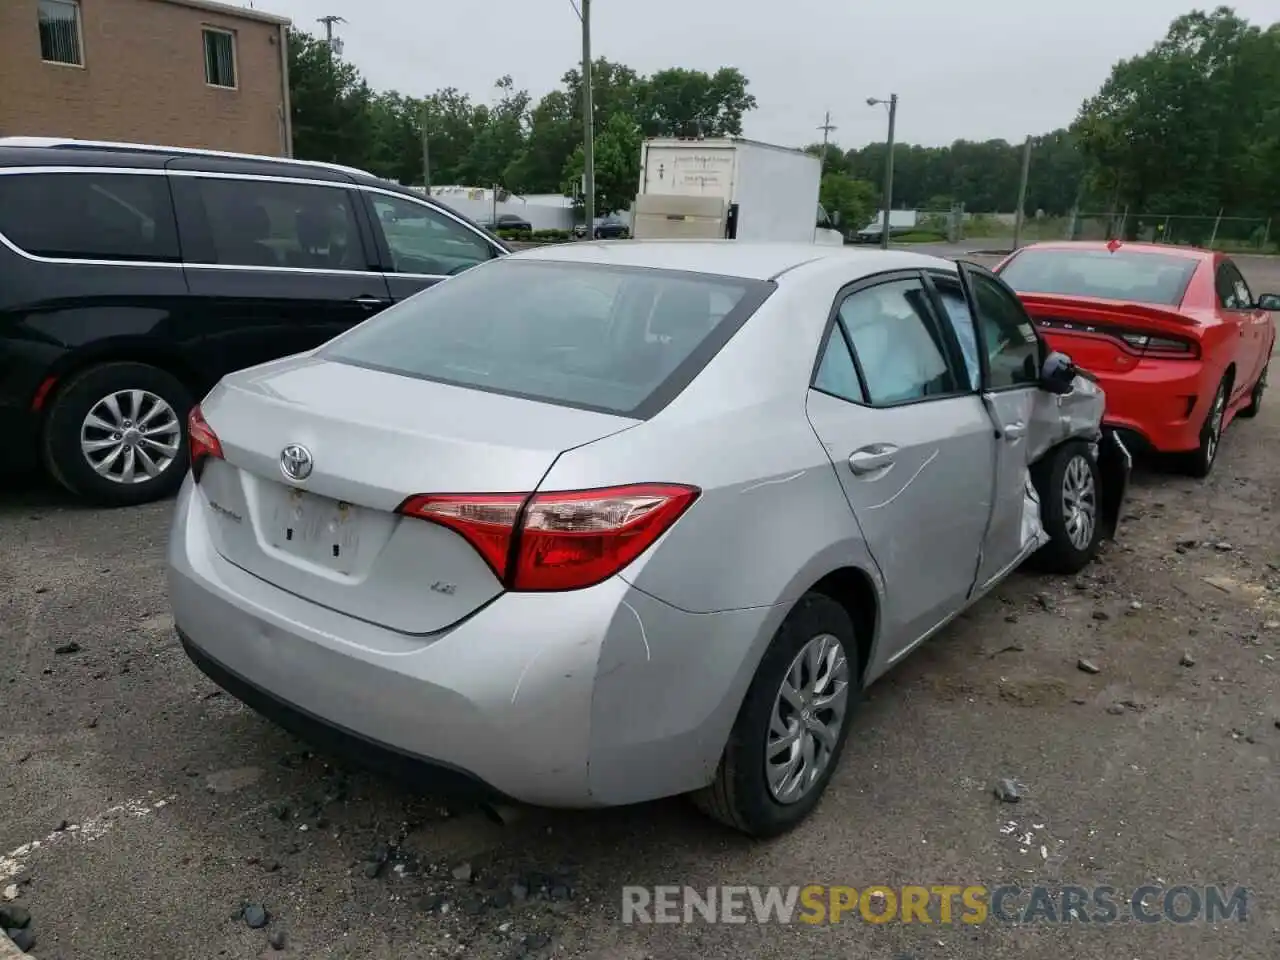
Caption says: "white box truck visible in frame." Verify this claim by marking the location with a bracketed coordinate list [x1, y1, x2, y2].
[631, 137, 843, 245]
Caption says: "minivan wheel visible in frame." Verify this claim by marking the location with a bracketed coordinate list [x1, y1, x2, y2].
[1029, 440, 1102, 575]
[691, 593, 860, 838]
[43, 362, 194, 507]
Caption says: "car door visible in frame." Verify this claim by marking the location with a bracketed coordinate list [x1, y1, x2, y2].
[359, 189, 503, 303]
[1216, 258, 1266, 393]
[805, 270, 998, 653]
[946, 262, 1048, 589]
[170, 171, 391, 377]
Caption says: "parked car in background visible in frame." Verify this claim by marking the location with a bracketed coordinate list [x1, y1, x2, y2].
[483, 213, 533, 233]
[995, 241, 1278, 478]
[572, 216, 631, 240]
[0, 137, 508, 506]
[170, 242, 1129, 838]
[594, 216, 630, 239]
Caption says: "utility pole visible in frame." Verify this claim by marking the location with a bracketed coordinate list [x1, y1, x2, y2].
[578, 0, 595, 239]
[317, 15, 345, 55]
[420, 106, 431, 195]
[817, 111, 837, 172]
[1012, 135, 1032, 250]
[867, 94, 898, 250]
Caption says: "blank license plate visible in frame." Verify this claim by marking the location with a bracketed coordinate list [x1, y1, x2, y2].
[267, 487, 362, 574]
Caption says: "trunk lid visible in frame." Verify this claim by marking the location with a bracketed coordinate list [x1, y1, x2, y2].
[1017, 293, 1203, 374]
[195, 356, 638, 634]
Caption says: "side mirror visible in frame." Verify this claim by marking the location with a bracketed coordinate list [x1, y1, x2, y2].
[1039, 351, 1077, 395]
[1256, 293, 1280, 311]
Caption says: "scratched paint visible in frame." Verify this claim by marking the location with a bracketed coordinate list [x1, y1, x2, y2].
[0, 794, 177, 882]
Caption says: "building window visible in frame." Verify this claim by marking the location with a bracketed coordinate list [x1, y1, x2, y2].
[203, 28, 237, 88]
[38, 0, 83, 66]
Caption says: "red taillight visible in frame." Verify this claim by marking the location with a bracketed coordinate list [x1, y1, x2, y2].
[398, 483, 700, 592]
[1034, 317, 1199, 359]
[187, 404, 223, 481]
[1117, 332, 1199, 358]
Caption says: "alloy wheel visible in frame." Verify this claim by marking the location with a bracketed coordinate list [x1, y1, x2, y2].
[1061, 454, 1097, 550]
[80, 389, 182, 485]
[766, 632, 851, 804]
[1204, 385, 1226, 465]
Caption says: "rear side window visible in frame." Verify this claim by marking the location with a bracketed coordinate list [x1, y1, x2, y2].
[0, 172, 179, 262]
[998, 248, 1197, 306]
[836, 278, 959, 405]
[189, 177, 365, 271]
[323, 259, 771, 417]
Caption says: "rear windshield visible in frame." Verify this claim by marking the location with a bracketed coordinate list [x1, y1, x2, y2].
[997, 248, 1197, 306]
[323, 259, 771, 418]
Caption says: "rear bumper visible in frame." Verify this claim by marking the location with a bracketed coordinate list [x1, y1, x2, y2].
[167, 477, 780, 808]
[1085, 359, 1211, 453]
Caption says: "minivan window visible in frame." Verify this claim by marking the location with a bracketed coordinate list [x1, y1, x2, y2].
[323, 260, 768, 417]
[370, 193, 494, 276]
[190, 177, 365, 271]
[0, 172, 179, 262]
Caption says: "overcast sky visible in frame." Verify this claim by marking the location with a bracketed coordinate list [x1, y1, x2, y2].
[250, 0, 1276, 149]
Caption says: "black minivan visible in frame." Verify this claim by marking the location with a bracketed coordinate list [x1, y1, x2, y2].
[0, 137, 509, 506]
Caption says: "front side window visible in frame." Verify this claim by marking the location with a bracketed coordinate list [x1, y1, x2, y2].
[323, 260, 767, 417]
[836, 278, 958, 405]
[0, 172, 179, 262]
[967, 272, 1041, 389]
[370, 194, 495, 276]
[203, 28, 237, 88]
[1216, 262, 1254, 310]
[191, 178, 365, 271]
[39, 0, 82, 65]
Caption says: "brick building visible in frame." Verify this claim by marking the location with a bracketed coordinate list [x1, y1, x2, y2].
[0, 0, 293, 157]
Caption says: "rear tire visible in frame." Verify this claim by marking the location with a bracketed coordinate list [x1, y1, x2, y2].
[42, 362, 193, 507]
[691, 593, 860, 838]
[1029, 440, 1102, 575]
[1237, 362, 1267, 419]
[1180, 377, 1228, 478]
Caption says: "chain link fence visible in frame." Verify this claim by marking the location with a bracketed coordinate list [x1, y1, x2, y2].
[1069, 212, 1274, 253]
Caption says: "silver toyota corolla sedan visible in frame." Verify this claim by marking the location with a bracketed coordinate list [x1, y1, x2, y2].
[168, 242, 1130, 837]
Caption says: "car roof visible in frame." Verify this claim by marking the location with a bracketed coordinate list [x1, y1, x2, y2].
[1018, 240, 1215, 262]
[508, 240, 950, 281]
[0, 136, 410, 193]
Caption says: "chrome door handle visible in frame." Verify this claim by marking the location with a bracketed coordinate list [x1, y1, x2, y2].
[1004, 422, 1027, 441]
[848, 445, 897, 475]
[353, 297, 387, 308]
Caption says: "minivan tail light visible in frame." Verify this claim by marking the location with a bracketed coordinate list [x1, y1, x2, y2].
[188, 405, 223, 481]
[397, 483, 700, 592]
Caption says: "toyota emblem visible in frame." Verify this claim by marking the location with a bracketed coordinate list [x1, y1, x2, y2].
[279, 443, 314, 482]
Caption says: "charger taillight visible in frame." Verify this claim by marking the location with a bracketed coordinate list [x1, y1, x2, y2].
[397, 483, 700, 591]
[188, 404, 223, 481]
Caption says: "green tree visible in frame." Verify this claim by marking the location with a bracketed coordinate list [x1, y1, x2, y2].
[287, 31, 374, 168]
[1074, 6, 1280, 231]
[819, 173, 877, 232]
[562, 112, 643, 215]
[637, 67, 756, 137]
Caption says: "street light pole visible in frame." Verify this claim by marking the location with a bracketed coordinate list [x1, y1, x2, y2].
[866, 94, 898, 250]
[578, 0, 595, 239]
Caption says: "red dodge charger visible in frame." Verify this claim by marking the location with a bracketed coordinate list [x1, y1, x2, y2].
[995, 241, 1278, 477]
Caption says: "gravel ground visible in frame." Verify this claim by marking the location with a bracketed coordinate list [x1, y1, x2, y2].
[3, 258, 1279, 960]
